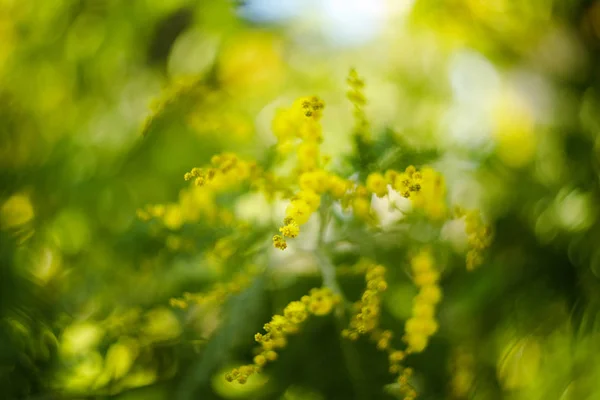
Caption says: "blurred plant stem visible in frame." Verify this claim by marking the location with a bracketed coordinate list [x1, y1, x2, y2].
[316, 197, 342, 297]
[316, 197, 369, 400]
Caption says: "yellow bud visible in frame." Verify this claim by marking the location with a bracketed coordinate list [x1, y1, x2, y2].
[366, 173, 388, 198]
[253, 354, 267, 366]
[264, 350, 278, 361]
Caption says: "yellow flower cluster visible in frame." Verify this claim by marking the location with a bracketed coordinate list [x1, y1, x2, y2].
[366, 172, 389, 198]
[285, 186, 320, 223]
[272, 96, 363, 249]
[270, 96, 453, 251]
[365, 165, 447, 221]
[455, 208, 492, 270]
[184, 152, 259, 189]
[366, 166, 448, 222]
[347, 68, 370, 141]
[378, 337, 419, 400]
[395, 366, 417, 400]
[272, 95, 325, 158]
[138, 153, 266, 234]
[380, 166, 422, 199]
[136, 75, 497, 400]
[275, 187, 322, 249]
[342, 260, 387, 339]
[347, 185, 375, 223]
[137, 179, 241, 230]
[404, 250, 441, 354]
[169, 265, 260, 309]
[411, 167, 447, 220]
[340, 261, 419, 400]
[272, 96, 327, 249]
[227, 287, 340, 384]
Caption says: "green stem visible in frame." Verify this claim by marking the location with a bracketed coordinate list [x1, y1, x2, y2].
[316, 197, 369, 400]
[316, 197, 342, 296]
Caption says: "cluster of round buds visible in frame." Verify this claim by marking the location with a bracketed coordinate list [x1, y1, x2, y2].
[272, 96, 325, 148]
[346, 68, 369, 140]
[225, 365, 258, 385]
[455, 207, 492, 270]
[342, 261, 387, 339]
[372, 328, 393, 351]
[301, 287, 340, 316]
[383, 349, 405, 375]
[184, 153, 258, 189]
[169, 265, 259, 309]
[367, 165, 448, 221]
[404, 250, 441, 354]
[387, 165, 423, 199]
[382, 345, 419, 399]
[228, 287, 339, 384]
[410, 167, 447, 220]
[271, 96, 330, 250]
[366, 172, 389, 198]
[184, 167, 215, 187]
[396, 367, 417, 400]
[272, 234, 287, 250]
[342, 184, 374, 223]
[297, 141, 321, 172]
[300, 96, 325, 118]
[274, 186, 322, 250]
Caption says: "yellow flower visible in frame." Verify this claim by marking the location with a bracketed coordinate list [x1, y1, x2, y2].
[297, 142, 320, 172]
[352, 196, 371, 221]
[285, 199, 312, 225]
[327, 175, 350, 199]
[293, 96, 325, 120]
[413, 270, 440, 287]
[305, 287, 338, 316]
[253, 354, 267, 366]
[411, 250, 434, 275]
[283, 301, 308, 324]
[406, 334, 428, 353]
[295, 189, 321, 211]
[366, 173, 388, 198]
[404, 250, 442, 354]
[230, 286, 336, 384]
[412, 303, 435, 318]
[272, 108, 298, 142]
[347, 69, 370, 140]
[394, 173, 412, 198]
[345, 261, 387, 337]
[273, 235, 287, 250]
[419, 285, 442, 304]
[411, 167, 447, 220]
[299, 170, 328, 193]
[462, 209, 491, 270]
[279, 222, 299, 238]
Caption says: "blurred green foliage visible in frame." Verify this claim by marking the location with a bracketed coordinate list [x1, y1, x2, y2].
[3, 0, 600, 399]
